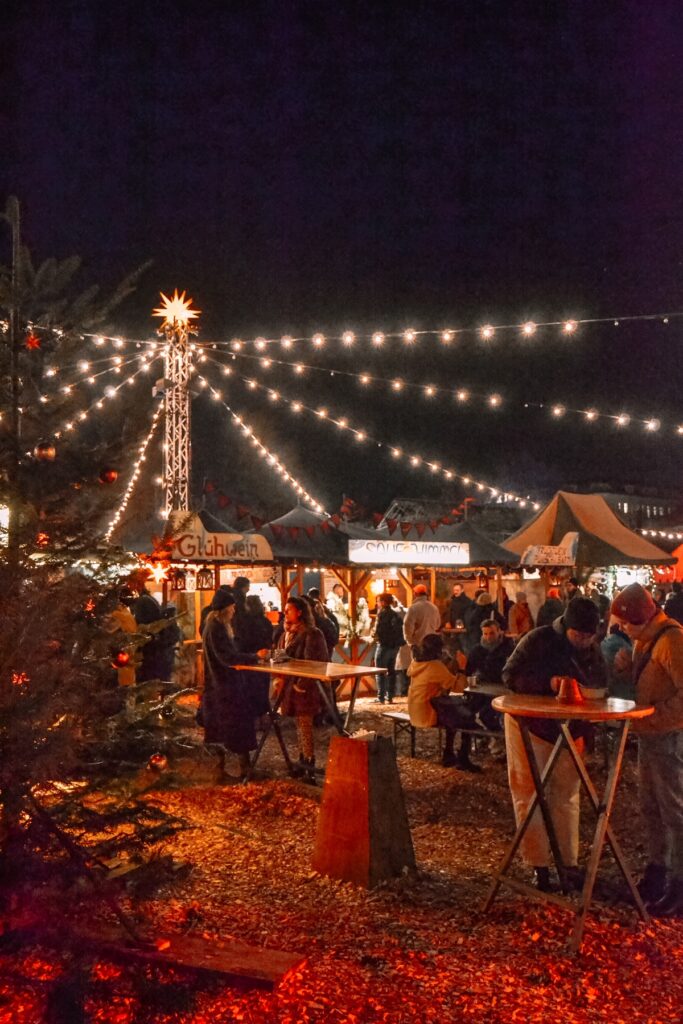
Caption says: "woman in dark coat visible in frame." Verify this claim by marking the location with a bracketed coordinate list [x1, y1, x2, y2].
[202, 590, 270, 778]
[240, 594, 275, 716]
[274, 597, 328, 782]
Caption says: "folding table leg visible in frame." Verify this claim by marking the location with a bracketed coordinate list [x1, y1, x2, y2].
[560, 722, 649, 954]
[483, 728, 566, 912]
[315, 680, 349, 736]
[243, 691, 294, 782]
[343, 676, 362, 731]
[518, 721, 570, 892]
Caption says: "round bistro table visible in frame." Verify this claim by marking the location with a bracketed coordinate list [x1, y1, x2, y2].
[483, 693, 654, 953]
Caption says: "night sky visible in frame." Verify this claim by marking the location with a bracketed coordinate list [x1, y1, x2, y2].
[4, 1, 683, 514]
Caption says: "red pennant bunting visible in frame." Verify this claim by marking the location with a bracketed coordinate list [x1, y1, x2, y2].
[320, 521, 331, 533]
[287, 526, 300, 540]
[440, 516, 451, 525]
[429, 519, 439, 532]
[372, 513, 383, 526]
[203, 480, 216, 494]
[236, 504, 249, 520]
[330, 514, 341, 527]
[218, 493, 232, 508]
[305, 525, 316, 538]
[270, 524, 285, 539]
[387, 519, 398, 535]
[251, 515, 264, 529]
[415, 522, 427, 538]
[400, 522, 413, 537]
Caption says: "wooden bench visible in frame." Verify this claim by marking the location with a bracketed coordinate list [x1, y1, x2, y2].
[381, 710, 498, 759]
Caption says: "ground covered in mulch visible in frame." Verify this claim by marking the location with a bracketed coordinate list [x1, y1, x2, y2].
[2, 698, 682, 1023]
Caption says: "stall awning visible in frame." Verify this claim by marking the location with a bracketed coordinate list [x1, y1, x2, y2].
[504, 492, 675, 566]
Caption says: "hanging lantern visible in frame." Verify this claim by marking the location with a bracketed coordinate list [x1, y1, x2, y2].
[111, 650, 131, 669]
[170, 568, 186, 590]
[98, 467, 119, 485]
[148, 752, 168, 772]
[34, 441, 56, 462]
[35, 532, 50, 548]
[196, 567, 214, 590]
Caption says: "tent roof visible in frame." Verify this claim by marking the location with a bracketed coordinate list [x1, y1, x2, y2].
[260, 506, 349, 563]
[504, 491, 675, 566]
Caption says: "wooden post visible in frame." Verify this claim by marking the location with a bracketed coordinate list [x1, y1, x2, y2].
[496, 566, 505, 615]
[429, 566, 436, 604]
[312, 736, 415, 887]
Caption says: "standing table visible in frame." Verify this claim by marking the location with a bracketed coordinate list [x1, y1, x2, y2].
[234, 659, 387, 780]
[483, 693, 654, 953]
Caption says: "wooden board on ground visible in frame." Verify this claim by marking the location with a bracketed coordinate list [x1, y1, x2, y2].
[12, 921, 305, 990]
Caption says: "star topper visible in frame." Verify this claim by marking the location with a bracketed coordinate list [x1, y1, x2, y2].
[152, 289, 201, 328]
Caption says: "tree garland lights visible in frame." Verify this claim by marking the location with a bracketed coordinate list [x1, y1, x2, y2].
[202, 360, 540, 510]
[195, 374, 327, 513]
[104, 401, 164, 541]
[50, 355, 162, 440]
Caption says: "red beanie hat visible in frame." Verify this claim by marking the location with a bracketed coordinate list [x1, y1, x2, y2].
[413, 584, 428, 596]
[610, 583, 657, 625]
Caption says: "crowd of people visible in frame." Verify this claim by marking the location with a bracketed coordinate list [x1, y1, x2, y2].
[109, 570, 682, 918]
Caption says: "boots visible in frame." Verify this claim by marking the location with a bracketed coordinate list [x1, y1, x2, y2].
[303, 757, 317, 785]
[237, 753, 251, 780]
[291, 754, 307, 778]
[649, 877, 683, 917]
[637, 862, 668, 904]
[534, 867, 551, 892]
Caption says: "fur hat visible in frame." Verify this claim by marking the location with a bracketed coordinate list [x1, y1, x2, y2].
[563, 596, 600, 633]
[610, 583, 657, 626]
[212, 589, 236, 610]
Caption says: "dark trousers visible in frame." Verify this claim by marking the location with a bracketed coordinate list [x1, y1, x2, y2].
[431, 695, 476, 757]
[374, 645, 398, 701]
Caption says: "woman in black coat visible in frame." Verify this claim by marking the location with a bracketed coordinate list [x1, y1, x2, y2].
[202, 590, 270, 778]
[239, 595, 275, 716]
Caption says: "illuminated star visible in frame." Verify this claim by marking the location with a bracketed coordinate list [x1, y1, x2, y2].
[153, 290, 200, 327]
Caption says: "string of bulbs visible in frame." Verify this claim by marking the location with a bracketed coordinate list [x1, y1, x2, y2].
[104, 401, 164, 542]
[201, 359, 540, 511]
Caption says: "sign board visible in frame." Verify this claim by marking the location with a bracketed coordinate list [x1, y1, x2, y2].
[168, 514, 274, 562]
[349, 538, 470, 566]
[520, 532, 578, 567]
[220, 566, 275, 584]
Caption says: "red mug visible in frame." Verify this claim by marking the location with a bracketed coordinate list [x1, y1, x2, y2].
[557, 677, 585, 704]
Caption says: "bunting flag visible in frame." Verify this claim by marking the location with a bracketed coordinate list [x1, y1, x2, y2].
[203, 480, 216, 494]
[236, 504, 250, 520]
[330, 513, 342, 526]
[218, 493, 232, 508]
[415, 522, 427, 538]
[429, 519, 439, 532]
[251, 515, 264, 529]
[320, 521, 332, 533]
[372, 512, 383, 526]
[440, 516, 452, 525]
[387, 519, 398, 535]
[305, 525, 316, 538]
[400, 522, 413, 537]
[269, 524, 285, 539]
[287, 526, 300, 540]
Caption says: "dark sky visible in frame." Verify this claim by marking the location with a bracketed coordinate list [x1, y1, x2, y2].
[3, 1, 683, 514]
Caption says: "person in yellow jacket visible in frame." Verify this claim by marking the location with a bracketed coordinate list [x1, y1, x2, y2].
[105, 587, 138, 686]
[407, 633, 480, 772]
[611, 583, 683, 917]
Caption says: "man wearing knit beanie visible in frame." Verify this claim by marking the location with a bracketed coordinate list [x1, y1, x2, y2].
[500, 597, 606, 893]
[610, 582, 683, 916]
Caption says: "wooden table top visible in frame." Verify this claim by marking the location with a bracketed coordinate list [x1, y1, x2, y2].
[233, 659, 387, 681]
[465, 683, 509, 697]
[492, 693, 654, 722]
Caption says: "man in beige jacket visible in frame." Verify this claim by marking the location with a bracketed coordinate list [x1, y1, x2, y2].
[611, 583, 683, 916]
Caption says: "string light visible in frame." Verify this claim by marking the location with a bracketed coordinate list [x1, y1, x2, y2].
[212, 362, 540, 509]
[104, 402, 164, 542]
[207, 348, 683, 440]
[195, 375, 326, 512]
[50, 357, 161, 441]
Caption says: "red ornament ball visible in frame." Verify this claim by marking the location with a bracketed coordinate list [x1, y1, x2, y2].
[148, 752, 168, 772]
[99, 467, 119, 485]
[111, 650, 131, 669]
[34, 441, 56, 462]
[25, 333, 41, 350]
